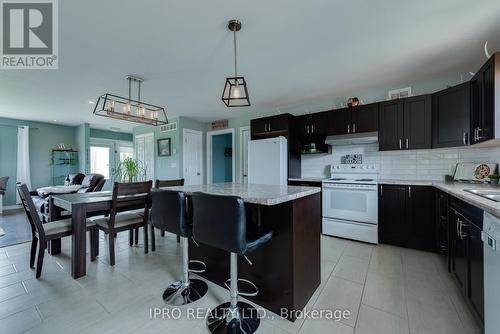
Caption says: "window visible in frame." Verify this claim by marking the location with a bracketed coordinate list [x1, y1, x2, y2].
[119, 146, 133, 163]
[90, 146, 110, 179]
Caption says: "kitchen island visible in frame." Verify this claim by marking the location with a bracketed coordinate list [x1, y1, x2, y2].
[163, 183, 322, 321]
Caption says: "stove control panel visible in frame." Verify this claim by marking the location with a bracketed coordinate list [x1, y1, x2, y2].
[330, 164, 380, 173]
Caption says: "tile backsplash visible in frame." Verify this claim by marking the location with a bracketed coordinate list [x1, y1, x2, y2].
[301, 143, 500, 181]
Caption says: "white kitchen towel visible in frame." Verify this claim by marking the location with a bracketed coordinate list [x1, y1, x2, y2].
[16, 126, 32, 204]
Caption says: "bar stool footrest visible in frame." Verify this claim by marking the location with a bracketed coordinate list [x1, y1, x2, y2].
[188, 260, 206, 273]
[224, 278, 259, 297]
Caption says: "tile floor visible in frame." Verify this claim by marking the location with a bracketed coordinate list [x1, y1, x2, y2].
[0, 209, 32, 248]
[0, 230, 482, 334]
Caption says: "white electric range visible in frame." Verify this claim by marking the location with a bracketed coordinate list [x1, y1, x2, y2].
[322, 164, 380, 244]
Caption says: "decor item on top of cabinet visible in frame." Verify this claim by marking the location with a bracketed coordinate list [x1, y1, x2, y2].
[388, 87, 412, 100]
[347, 97, 359, 107]
[221, 19, 250, 107]
[93, 75, 168, 126]
[157, 138, 171, 156]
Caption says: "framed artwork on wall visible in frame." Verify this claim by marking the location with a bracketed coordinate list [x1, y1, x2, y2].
[157, 138, 171, 156]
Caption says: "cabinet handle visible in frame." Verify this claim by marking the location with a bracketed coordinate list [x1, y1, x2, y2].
[380, 185, 383, 196]
[306, 125, 309, 134]
[268, 123, 271, 132]
[477, 127, 482, 140]
[408, 186, 411, 198]
[399, 139, 402, 150]
[311, 124, 314, 133]
[353, 123, 356, 133]
[462, 132, 467, 145]
[406, 139, 409, 149]
[456, 217, 461, 238]
[265, 123, 268, 132]
[347, 124, 350, 134]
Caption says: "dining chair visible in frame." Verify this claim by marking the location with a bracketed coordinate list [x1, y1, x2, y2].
[16, 183, 98, 278]
[92, 181, 152, 265]
[151, 179, 184, 251]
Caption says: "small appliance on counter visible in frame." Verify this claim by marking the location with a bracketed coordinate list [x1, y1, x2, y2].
[453, 163, 499, 183]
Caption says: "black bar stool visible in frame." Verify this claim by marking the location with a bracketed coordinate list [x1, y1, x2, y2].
[151, 190, 208, 305]
[192, 192, 273, 334]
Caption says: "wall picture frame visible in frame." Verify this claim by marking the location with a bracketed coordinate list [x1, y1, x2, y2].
[157, 138, 171, 156]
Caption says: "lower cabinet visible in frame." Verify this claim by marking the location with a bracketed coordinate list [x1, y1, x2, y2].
[449, 197, 484, 326]
[378, 184, 436, 251]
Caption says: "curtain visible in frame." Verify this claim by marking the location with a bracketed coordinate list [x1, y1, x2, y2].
[16, 126, 31, 204]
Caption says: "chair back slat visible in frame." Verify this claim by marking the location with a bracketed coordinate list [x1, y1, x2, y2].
[16, 183, 46, 240]
[109, 181, 152, 228]
[155, 179, 184, 189]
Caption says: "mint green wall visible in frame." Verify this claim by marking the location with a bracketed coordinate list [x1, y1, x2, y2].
[132, 116, 207, 182]
[0, 117, 77, 206]
[75, 123, 90, 173]
[212, 133, 232, 183]
[90, 128, 133, 142]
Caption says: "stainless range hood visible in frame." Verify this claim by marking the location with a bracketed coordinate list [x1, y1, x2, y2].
[325, 131, 378, 146]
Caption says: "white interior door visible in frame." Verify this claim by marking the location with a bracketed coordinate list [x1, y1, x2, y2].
[134, 133, 155, 181]
[240, 127, 250, 183]
[183, 129, 203, 185]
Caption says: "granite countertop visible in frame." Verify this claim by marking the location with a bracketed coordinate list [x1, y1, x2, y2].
[380, 179, 500, 218]
[379, 179, 434, 186]
[288, 177, 326, 183]
[161, 182, 321, 206]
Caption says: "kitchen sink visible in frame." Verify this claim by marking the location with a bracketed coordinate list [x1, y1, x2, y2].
[465, 189, 500, 202]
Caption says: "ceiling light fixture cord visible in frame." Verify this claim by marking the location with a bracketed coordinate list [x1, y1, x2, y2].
[233, 26, 238, 78]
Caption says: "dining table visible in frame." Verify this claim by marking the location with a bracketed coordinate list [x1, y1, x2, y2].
[49, 191, 113, 279]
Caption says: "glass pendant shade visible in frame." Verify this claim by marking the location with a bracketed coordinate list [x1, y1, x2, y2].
[222, 77, 250, 107]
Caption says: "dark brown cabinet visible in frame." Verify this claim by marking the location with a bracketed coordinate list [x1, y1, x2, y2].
[449, 198, 484, 325]
[351, 103, 379, 133]
[250, 114, 292, 138]
[379, 95, 432, 151]
[327, 109, 350, 135]
[432, 82, 471, 148]
[296, 112, 328, 137]
[379, 184, 435, 251]
[436, 191, 450, 269]
[326, 103, 379, 136]
[378, 184, 408, 246]
[471, 54, 496, 144]
[379, 100, 404, 151]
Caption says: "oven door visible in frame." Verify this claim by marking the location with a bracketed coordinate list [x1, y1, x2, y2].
[322, 183, 378, 224]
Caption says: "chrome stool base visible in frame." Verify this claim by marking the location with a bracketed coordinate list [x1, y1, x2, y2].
[162, 279, 208, 306]
[207, 302, 260, 334]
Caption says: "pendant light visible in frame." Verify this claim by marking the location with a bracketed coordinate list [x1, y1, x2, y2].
[222, 19, 251, 107]
[93, 75, 168, 126]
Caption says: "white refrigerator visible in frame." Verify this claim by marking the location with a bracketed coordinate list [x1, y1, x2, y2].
[248, 137, 288, 186]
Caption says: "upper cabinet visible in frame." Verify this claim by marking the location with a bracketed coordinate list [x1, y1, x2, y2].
[403, 95, 432, 150]
[327, 103, 379, 136]
[296, 112, 329, 137]
[350, 103, 379, 133]
[432, 82, 471, 148]
[471, 54, 496, 144]
[250, 114, 293, 139]
[379, 95, 432, 151]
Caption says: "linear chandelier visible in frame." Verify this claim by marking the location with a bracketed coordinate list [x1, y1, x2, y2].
[93, 75, 168, 126]
[222, 19, 251, 107]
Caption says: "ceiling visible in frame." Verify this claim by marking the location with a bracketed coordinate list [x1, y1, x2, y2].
[1, 0, 500, 132]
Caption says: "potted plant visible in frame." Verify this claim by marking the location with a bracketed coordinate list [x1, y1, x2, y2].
[489, 174, 499, 186]
[113, 158, 146, 183]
